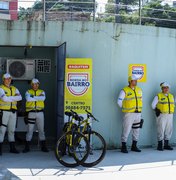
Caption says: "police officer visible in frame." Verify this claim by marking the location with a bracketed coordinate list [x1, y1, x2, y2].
[152, 82, 174, 151]
[0, 73, 22, 155]
[23, 78, 49, 153]
[117, 75, 143, 153]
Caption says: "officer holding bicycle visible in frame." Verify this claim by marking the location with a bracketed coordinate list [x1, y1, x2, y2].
[117, 75, 143, 153]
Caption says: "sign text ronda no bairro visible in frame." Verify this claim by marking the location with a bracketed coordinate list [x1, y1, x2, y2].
[64, 58, 92, 114]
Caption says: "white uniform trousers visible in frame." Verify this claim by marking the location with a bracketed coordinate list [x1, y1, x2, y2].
[0, 111, 17, 143]
[26, 112, 46, 141]
[121, 112, 141, 142]
[156, 113, 173, 141]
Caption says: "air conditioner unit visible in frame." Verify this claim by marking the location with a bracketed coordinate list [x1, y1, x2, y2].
[6, 59, 35, 80]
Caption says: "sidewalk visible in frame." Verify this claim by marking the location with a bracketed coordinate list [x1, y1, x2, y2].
[1, 147, 176, 180]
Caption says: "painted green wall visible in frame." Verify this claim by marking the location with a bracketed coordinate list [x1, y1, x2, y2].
[1, 20, 176, 148]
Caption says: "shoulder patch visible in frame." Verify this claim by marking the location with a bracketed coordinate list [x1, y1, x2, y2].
[127, 92, 132, 96]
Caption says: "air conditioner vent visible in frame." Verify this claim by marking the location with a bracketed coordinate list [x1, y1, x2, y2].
[7, 59, 35, 80]
[9, 61, 26, 78]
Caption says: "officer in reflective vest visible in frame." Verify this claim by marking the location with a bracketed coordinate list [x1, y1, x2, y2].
[23, 78, 49, 153]
[0, 73, 22, 155]
[117, 75, 143, 153]
[152, 82, 174, 151]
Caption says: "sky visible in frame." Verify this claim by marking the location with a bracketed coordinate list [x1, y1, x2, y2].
[18, 0, 108, 9]
[18, 0, 36, 8]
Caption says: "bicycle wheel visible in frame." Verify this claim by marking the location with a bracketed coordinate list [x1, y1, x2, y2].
[81, 130, 107, 167]
[55, 131, 90, 167]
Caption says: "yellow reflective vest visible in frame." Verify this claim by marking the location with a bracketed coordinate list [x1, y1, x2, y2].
[26, 89, 45, 112]
[0, 85, 17, 110]
[156, 93, 175, 114]
[122, 86, 142, 113]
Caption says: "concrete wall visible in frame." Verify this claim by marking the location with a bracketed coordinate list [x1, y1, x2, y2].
[1, 20, 176, 148]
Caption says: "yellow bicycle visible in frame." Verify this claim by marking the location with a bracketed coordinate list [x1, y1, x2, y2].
[55, 111, 90, 167]
[70, 110, 107, 167]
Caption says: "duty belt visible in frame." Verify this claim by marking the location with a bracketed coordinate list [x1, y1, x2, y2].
[29, 110, 44, 113]
[0, 109, 17, 113]
[134, 110, 141, 113]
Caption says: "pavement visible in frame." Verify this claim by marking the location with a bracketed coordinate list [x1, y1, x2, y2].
[1, 146, 176, 180]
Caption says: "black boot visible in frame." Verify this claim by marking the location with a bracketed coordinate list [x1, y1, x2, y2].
[121, 142, 128, 153]
[40, 140, 49, 152]
[23, 141, 30, 153]
[0, 143, 2, 156]
[157, 140, 163, 151]
[164, 140, 173, 150]
[131, 141, 141, 152]
[9, 142, 20, 154]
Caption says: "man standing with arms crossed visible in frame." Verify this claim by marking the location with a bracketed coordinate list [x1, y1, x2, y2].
[0, 73, 22, 155]
[152, 82, 174, 151]
[117, 75, 143, 153]
[23, 78, 49, 153]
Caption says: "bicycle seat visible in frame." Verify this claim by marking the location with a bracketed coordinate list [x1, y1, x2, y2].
[65, 111, 72, 117]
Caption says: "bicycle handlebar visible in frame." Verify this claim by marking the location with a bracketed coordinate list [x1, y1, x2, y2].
[65, 110, 99, 122]
[70, 110, 84, 121]
[85, 110, 99, 122]
[70, 110, 78, 116]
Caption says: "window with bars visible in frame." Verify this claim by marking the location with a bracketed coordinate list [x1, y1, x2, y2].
[36, 59, 51, 73]
[0, 1, 9, 14]
[0, 1, 9, 10]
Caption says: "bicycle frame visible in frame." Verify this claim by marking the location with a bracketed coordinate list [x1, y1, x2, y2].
[64, 115, 78, 147]
[65, 110, 97, 147]
[77, 118, 91, 133]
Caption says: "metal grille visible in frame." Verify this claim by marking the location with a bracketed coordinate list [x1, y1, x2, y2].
[36, 59, 51, 73]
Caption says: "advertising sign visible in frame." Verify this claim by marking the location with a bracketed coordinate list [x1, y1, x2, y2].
[64, 58, 92, 114]
[128, 64, 147, 82]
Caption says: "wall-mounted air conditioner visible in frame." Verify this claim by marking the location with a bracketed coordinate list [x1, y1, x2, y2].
[6, 59, 35, 80]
